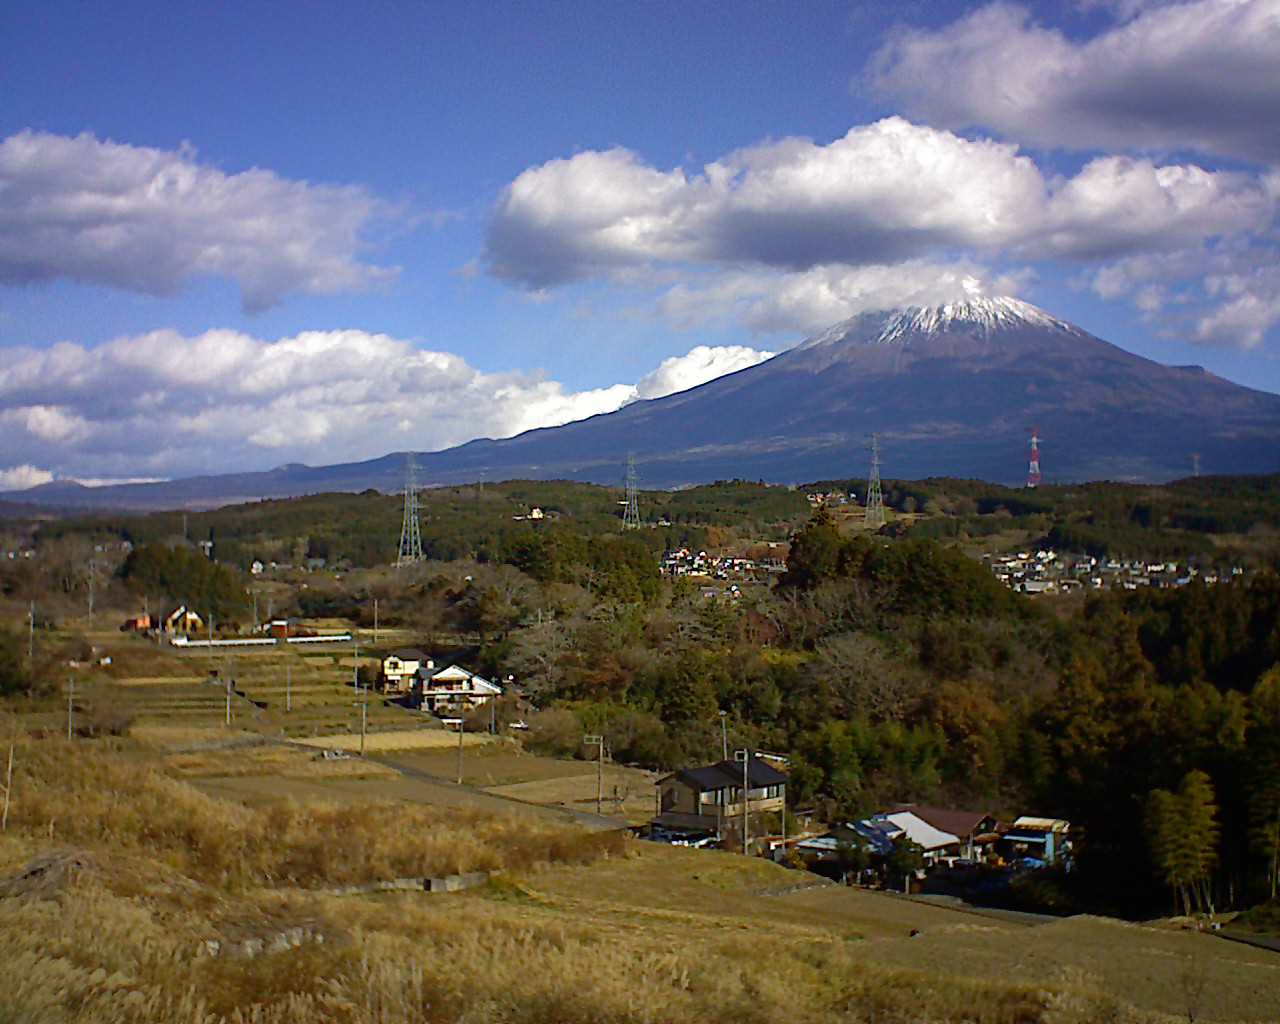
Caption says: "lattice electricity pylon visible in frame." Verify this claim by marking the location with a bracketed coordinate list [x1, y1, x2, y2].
[1026, 427, 1042, 489]
[621, 454, 641, 530]
[864, 433, 886, 530]
[396, 452, 423, 567]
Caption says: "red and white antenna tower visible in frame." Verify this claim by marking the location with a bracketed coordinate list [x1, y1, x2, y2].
[1026, 428, 1042, 489]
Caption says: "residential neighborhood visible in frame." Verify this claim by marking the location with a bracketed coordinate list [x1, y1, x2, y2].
[647, 757, 1072, 897]
[983, 548, 1245, 594]
[660, 547, 785, 582]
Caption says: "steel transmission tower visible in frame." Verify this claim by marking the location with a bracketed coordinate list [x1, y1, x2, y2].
[621, 454, 641, 530]
[396, 453, 424, 567]
[1026, 428, 1042, 489]
[864, 434, 885, 530]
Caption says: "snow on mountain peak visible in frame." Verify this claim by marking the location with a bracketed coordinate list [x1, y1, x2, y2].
[877, 296, 1075, 342]
[799, 295, 1079, 350]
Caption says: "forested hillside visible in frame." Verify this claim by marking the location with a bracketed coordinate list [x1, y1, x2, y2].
[3, 473, 1279, 917]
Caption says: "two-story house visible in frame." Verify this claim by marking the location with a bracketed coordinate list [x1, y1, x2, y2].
[653, 755, 787, 845]
[416, 664, 502, 714]
[381, 649, 432, 693]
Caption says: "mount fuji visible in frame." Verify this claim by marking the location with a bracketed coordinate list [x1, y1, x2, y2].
[9, 296, 1280, 508]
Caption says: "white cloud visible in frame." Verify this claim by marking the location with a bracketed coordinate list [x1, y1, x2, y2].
[0, 329, 774, 482]
[870, 1, 1280, 163]
[487, 119, 1048, 287]
[652, 262, 1035, 336]
[0, 464, 53, 492]
[1086, 241, 1280, 348]
[489, 119, 1274, 290]
[486, 117, 1277, 345]
[634, 345, 775, 400]
[1199, 266, 1280, 347]
[0, 130, 396, 310]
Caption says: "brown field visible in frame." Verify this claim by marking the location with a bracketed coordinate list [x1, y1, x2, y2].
[162, 743, 402, 781]
[292, 728, 493, 752]
[486, 766, 659, 822]
[383, 746, 658, 822]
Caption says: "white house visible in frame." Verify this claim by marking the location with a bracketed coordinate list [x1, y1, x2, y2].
[418, 664, 501, 714]
[878, 811, 961, 861]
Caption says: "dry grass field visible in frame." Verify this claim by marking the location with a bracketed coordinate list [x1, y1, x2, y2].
[5, 631, 1277, 1023]
[4, 807, 1276, 1024]
[292, 729, 492, 753]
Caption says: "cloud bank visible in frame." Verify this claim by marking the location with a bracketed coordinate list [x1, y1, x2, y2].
[870, 0, 1280, 163]
[0, 130, 396, 311]
[486, 117, 1279, 345]
[0, 330, 772, 488]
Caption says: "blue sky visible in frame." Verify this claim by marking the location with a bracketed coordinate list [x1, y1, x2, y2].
[2, 1, 1278, 486]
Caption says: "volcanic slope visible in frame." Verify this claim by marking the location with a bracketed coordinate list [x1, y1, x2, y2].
[436, 295, 1280, 486]
[10, 296, 1280, 508]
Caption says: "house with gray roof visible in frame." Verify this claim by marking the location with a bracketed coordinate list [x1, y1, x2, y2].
[652, 755, 786, 845]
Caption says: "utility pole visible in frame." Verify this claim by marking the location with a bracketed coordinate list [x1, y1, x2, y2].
[28, 602, 34, 661]
[286, 663, 292, 713]
[782, 783, 787, 847]
[67, 677, 75, 740]
[584, 735, 605, 815]
[719, 710, 728, 761]
[352, 640, 360, 693]
[356, 697, 368, 757]
[735, 748, 750, 856]
[489, 697, 496, 735]
[1, 721, 15, 832]
[456, 719, 465, 784]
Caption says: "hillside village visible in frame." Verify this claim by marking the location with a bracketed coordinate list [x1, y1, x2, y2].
[3, 474, 1280, 1024]
[983, 548, 1247, 594]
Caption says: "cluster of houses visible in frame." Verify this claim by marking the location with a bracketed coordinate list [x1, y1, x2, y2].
[121, 604, 204, 635]
[379, 648, 502, 716]
[795, 806, 1071, 876]
[806, 490, 859, 508]
[983, 549, 1245, 595]
[660, 548, 785, 581]
[647, 754, 1070, 889]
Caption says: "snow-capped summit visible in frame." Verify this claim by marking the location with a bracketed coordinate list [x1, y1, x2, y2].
[798, 295, 1079, 351]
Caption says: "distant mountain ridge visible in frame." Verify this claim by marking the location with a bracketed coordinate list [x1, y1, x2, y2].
[7, 296, 1280, 510]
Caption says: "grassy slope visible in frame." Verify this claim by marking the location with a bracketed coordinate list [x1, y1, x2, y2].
[2, 721, 1278, 1023]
